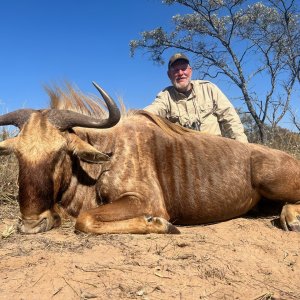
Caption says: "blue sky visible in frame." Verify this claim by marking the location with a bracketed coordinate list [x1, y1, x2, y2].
[0, 0, 189, 112]
[0, 0, 298, 130]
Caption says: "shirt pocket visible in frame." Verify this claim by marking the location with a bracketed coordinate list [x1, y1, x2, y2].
[199, 102, 217, 120]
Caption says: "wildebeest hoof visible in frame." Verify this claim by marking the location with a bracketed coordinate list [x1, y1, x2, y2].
[288, 214, 300, 231]
[167, 224, 181, 234]
[280, 204, 300, 232]
[287, 220, 300, 232]
[144, 216, 180, 234]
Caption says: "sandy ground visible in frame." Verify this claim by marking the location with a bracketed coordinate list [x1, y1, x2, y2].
[0, 201, 299, 300]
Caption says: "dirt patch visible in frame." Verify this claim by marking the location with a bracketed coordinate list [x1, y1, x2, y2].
[1, 201, 299, 300]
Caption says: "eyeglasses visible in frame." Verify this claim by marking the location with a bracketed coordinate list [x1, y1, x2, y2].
[169, 64, 191, 74]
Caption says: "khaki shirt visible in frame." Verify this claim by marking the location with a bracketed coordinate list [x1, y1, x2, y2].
[144, 80, 248, 143]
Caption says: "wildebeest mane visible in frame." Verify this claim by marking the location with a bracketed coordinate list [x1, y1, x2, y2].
[45, 83, 200, 137]
[130, 110, 200, 137]
[44, 82, 109, 118]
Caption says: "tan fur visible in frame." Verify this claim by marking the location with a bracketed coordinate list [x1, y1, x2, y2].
[16, 112, 67, 163]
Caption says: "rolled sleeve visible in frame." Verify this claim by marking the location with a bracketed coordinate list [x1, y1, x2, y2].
[144, 92, 169, 118]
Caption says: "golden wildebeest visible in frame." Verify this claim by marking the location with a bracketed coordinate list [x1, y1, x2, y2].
[0, 82, 299, 234]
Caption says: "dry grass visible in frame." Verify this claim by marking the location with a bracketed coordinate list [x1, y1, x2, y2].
[247, 126, 300, 159]
[0, 128, 19, 224]
[0, 155, 18, 204]
[1, 224, 15, 238]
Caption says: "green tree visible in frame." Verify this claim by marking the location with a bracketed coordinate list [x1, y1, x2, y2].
[130, 0, 300, 143]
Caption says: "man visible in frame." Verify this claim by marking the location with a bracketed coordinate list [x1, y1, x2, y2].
[144, 53, 248, 143]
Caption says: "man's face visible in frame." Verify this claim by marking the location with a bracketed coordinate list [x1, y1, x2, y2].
[168, 60, 192, 93]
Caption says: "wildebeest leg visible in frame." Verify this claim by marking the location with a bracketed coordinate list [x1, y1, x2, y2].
[74, 196, 180, 234]
[251, 148, 300, 231]
[280, 201, 300, 232]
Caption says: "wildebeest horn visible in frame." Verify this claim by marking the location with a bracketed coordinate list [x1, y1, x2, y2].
[0, 109, 36, 129]
[47, 82, 121, 130]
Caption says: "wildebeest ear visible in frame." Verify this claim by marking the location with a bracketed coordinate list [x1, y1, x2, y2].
[67, 134, 110, 163]
[0, 138, 17, 156]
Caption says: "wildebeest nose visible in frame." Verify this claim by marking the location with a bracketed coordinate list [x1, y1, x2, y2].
[18, 210, 61, 234]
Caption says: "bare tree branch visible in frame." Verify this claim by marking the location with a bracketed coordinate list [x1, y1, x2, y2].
[130, 0, 300, 142]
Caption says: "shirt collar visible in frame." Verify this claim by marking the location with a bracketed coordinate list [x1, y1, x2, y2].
[171, 82, 195, 102]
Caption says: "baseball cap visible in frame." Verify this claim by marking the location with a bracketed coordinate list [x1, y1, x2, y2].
[168, 53, 190, 69]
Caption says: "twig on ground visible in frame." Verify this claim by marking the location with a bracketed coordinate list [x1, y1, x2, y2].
[52, 286, 64, 297]
[32, 274, 45, 287]
[62, 277, 79, 297]
[154, 272, 172, 279]
[252, 292, 274, 300]
[70, 278, 98, 288]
